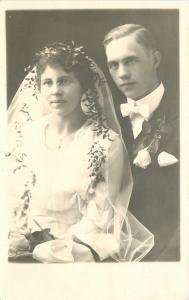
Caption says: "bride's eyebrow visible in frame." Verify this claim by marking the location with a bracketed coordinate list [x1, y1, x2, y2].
[41, 75, 72, 81]
[41, 78, 52, 81]
[58, 75, 72, 80]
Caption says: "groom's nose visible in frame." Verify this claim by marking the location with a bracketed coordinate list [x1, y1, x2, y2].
[118, 64, 131, 79]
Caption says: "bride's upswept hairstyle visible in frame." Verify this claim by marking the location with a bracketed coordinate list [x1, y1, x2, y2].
[34, 42, 95, 92]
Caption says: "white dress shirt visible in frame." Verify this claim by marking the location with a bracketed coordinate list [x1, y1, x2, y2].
[127, 83, 165, 139]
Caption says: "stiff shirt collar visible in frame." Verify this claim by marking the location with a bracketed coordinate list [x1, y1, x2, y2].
[127, 83, 165, 139]
[127, 82, 165, 118]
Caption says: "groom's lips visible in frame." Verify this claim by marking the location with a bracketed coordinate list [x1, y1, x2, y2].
[120, 82, 136, 87]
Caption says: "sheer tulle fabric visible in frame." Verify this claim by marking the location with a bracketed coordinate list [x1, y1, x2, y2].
[8, 64, 154, 262]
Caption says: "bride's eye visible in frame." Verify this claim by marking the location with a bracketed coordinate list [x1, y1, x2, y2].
[59, 77, 72, 86]
[42, 79, 52, 87]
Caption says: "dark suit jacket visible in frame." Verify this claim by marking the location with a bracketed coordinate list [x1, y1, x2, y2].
[116, 88, 180, 261]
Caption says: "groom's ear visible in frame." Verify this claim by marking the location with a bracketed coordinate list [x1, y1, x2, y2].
[153, 50, 161, 69]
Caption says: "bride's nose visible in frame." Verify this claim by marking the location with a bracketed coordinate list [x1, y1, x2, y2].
[51, 83, 63, 95]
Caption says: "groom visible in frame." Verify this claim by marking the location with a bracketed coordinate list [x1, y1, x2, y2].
[103, 24, 179, 261]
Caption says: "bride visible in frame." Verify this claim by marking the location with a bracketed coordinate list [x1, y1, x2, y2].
[7, 42, 154, 262]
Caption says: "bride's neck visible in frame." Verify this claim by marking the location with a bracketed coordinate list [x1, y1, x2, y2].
[48, 109, 87, 136]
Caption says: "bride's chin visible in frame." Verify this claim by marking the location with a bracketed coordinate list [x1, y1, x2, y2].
[49, 105, 65, 114]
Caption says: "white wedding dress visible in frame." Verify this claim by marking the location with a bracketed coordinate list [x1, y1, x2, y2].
[9, 116, 124, 262]
[9, 116, 154, 262]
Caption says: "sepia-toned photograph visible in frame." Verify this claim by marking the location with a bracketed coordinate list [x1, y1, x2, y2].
[6, 9, 180, 264]
[1, 1, 189, 299]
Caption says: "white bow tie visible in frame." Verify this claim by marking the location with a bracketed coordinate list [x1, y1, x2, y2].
[120, 102, 150, 120]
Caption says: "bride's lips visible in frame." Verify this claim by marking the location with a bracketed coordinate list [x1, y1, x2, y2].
[50, 100, 67, 104]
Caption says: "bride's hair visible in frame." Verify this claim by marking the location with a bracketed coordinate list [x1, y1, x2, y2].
[34, 42, 96, 92]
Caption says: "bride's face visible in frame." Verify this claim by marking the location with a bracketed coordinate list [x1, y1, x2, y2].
[40, 64, 83, 117]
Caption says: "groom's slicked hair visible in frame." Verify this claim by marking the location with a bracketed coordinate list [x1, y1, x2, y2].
[103, 24, 159, 52]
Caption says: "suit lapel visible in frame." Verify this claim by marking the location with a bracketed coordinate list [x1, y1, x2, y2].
[115, 101, 134, 158]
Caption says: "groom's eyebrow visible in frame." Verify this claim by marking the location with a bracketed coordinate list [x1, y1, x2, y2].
[122, 56, 140, 64]
[107, 55, 139, 67]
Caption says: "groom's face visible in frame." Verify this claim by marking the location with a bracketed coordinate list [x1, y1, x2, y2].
[105, 34, 159, 100]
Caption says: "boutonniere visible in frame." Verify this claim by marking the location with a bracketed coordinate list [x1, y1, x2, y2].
[133, 115, 172, 169]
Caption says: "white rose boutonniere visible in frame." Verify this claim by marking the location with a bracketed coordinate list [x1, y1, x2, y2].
[133, 115, 173, 169]
[133, 148, 152, 169]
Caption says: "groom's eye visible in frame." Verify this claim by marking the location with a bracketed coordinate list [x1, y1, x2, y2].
[124, 56, 138, 65]
[108, 61, 119, 70]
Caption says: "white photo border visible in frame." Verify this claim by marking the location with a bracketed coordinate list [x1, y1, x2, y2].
[0, 1, 189, 300]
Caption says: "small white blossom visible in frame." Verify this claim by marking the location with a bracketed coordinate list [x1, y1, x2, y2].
[133, 148, 152, 169]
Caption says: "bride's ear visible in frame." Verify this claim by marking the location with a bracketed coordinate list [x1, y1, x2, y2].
[80, 91, 88, 115]
[80, 89, 97, 117]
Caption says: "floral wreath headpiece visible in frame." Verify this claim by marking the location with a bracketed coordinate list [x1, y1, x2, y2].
[34, 41, 95, 69]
